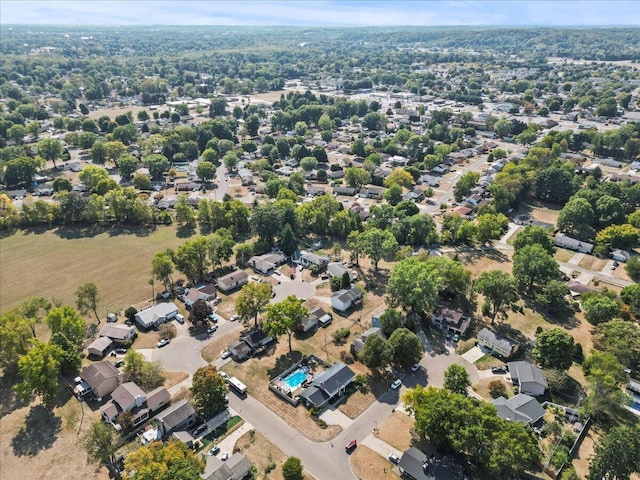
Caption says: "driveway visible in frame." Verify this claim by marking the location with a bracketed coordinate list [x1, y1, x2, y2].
[461, 345, 484, 363]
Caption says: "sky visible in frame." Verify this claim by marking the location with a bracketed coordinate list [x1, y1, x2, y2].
[1, 1, 639, 26]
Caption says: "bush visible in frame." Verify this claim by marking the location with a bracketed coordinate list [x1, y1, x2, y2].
[124, 306, 138, 321]
[282, 457, 303, 480]
[332, 327, 350, 345]
[488, 380, 507, 398]
[265, 462, 276, 473]
[340, 350, 354, 364]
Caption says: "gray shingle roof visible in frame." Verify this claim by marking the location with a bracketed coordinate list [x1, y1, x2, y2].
[493, 394, 546, 424]
[508, 361, 548, 389]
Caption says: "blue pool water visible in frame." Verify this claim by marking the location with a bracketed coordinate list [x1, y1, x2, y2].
[631, 402, 640, 412]
[283, 369, 307, 389]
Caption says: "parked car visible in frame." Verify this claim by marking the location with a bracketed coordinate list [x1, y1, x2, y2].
[411, 363, 421, 372]
[157, 338, 170, 348]
[208, 313, 218, 323]
[115, 348, 127, 355]
[192, 424, 207, 437]
[452, 333, 460, 342]
[114, 359, 124, 368]
[221, 350, 232, 360]
[221, 452, 229, 461]
[491, 366, 507, 374]
[219, 371, 229, 380]
[175, 313, 185, 324]
[388, 453, 400, 464]
[251, 276, 259, 281]
[345, 439, 357, 452]
[207, 325, 218, 334]
[274, 270, 281, 276]
[230, 314, 240, 322]
[391, 379, 402, 390]
[208, 445, 220, 456]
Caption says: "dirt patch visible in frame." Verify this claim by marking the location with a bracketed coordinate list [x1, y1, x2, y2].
[554, 248, 574, 263]
[132, 330, 162, 349]
[201, 329, 245, 363]
[233, 429, 312, 480]
[451, 248, 513, 277]
[0, 393, 108, 480]
[376, 411, 416, 452]
[579, 255, 607, 271]
[163, 370, 189, 389]
[350, 445, 401, 480]
[571, 423, 599, 479]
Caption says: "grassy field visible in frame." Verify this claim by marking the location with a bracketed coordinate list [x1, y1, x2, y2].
[0, 226, 187, 313]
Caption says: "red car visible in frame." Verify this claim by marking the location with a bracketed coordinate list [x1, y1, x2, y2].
[345, 439, 357, 452]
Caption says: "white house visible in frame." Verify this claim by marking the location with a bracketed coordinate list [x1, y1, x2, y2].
[99, 324, 137, 343]
[300, 252, 330, 270]
[134, 302, 179, 329]
[611, 249, 631, 262]
[331, 286, 362, 312]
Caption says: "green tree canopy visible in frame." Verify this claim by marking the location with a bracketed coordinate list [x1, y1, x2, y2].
[282, 456, 303, 480]
[83, 421, 123, 480]
[475, 270, 519, 323]
[124, 440, 204, 480]
[359, 333, 393, 372]
[387, 257, 441, 318]
[264, 295, 308, 352]
[533, 327, 575, 371]
[16, 340, 63, 407]
[190, 365, 229, 420]
[512, 244, 559, 294]
[76, 282, 100, 323]
[235, 281, 272, 328]
[388, 328, 423, 369]
[443, 364, 471, 395]
[588, 425, 640, 480]
[122, 349, 166, 391]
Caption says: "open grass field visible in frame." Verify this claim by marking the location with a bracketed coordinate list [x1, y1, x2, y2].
[376, 411, 416, 452]
[0, 225, 187, 313]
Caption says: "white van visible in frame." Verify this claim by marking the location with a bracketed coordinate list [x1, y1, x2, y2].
[175, 313, 185, 324]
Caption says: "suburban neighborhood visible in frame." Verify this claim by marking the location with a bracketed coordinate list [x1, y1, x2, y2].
[1, 12, 640, 480]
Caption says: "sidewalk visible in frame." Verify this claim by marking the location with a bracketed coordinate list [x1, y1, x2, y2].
[361, 431, 401, 459]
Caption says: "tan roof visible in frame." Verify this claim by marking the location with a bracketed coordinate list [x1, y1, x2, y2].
[111, 382, 146, 410]
[81, 361, 120, 390]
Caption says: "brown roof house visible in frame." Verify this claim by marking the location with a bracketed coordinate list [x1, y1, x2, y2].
[431, 308, 471, 336]
[155, 399, 197, 440]
[101, 382, 170, 429]
[87, 336, 113, 358]
[80, 361, 122, 400]
[217, 271, 249, 293]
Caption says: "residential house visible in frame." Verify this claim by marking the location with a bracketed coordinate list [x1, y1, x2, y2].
[307, 185, 326, 197]
[202, 452, 253, 480]
[350, 327, 384, 355]
[431, 308, 471, 336]
[238, 168, 254, 186]
[184, 288, 207, 308]
[508, 361, 548, 396]
[331, 286, 362, 312]
[98, 324, 137, 344]
[327, 169, 344, 179]
[308, 306, 332, 328]
[554, 233, 594, 254]
[420, 175, 440, 187]
[155, 399, 197, 440]
[451, 206, 473, 218]
[332, 186, 356, 196]
[87, 336, 113, 358]
[431, 164, 450, 174]
[493, 394, 546, 425]
[398, 447, 466, 480]
[610, 173, 640, 184]
[477, 328, 520, 358]
[248, 252, 287, 275]
[299, 362, 355, 409]
[101, 382, 170, 428]
[566, 280, 600, 297]
[134, 302, 179, 329]
[349, 204, 370, 221]
[217, 271, 249, 293]
[275, 166, 294, 176]
[358, 187, 384, 199]
[80, 361, 121, 400]
[327, 262, 356, 282]
[300, 252, 330, 270]
[228, 329, 275, 361]
[611, 249, 631, 262]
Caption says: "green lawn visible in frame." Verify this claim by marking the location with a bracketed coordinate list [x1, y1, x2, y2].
[0, 225, 187, 313]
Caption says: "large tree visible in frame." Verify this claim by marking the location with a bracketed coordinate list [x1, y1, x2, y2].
[358, 227, 399, 271]
[0, 311, 32, 370]
[512, 244, 558, 294]
[235, 281, 272, 328]
[208, 228, 234, 270]
[190, 365, 229, 420]
[588, 425, 640, 480]
[152, 251, 174, 291]
[16, 340, 63, 407]
[582, 293, 621, 325]
[443, 364, 471, 395]
[593, 319, 640, 373]
[122, 349, 166, 391]
[403, 386, 539, 478]
[533, 328, 575, 371]
[46, 305, 85, 372]
[263, 296, 308, 352]
[557, 197, 595, 240]
[189, 300, 212, 328]
[475, 270, 519, 323]
[387, 257, 441, 319]
[37, 137, 64, 170]
[388, 328, 423, 369]
[512, 225, 555, 255]
[124, 440, 204, 480]
[83, 421, 123, 480]
[196, 160, 217, 182]
[359, 334, 393, 372]
[170, 236, 210, 285]
[76, 282, 100, 323]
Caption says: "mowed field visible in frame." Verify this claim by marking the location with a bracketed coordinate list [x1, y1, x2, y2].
[0, 226, 186, 313]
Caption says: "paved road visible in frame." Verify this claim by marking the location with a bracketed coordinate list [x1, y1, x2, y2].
[214, 163, 230, 199]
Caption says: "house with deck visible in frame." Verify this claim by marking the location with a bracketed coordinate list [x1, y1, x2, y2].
[299, 362, 355, 409]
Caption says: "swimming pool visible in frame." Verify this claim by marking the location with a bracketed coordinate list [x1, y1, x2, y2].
[282, 368, 308, 390]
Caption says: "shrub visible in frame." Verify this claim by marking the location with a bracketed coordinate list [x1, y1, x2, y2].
[265, 462, 276, 473]
[332, 327, 350, 345]
[340, 350, 354, 364]
[282, 457, 303, 480]
[488, 379, 507, 398]
[124, 306, 138, 321]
